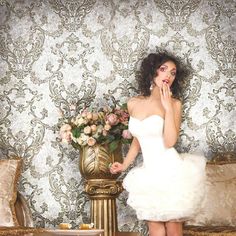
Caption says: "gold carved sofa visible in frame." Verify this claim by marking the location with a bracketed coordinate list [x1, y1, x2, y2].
[0, 158, 41, 236]
[183, 153, 236, 236]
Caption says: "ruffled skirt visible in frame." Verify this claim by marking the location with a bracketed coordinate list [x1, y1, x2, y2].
[123, 150, 206, 221]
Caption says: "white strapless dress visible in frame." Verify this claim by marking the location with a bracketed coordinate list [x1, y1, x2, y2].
[123, 115, 206, 222]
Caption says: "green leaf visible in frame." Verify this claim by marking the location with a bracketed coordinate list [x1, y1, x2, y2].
[72, 127, 81, 138]
[71, 141, 82, 150]
[109, 140, 119, 153]
[121, 103, 128, 110]
[122, 138, 132, 144]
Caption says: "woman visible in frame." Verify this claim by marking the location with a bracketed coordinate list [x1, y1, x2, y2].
[110, 52, 206, 236]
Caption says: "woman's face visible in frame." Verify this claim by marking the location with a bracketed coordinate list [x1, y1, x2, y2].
[154, 60, 177, 88]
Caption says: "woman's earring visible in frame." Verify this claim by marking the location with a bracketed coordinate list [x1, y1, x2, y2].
[150, 83, 155, 91]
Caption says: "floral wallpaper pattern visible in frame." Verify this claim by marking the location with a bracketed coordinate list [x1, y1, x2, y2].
[0, 0, 235, 235]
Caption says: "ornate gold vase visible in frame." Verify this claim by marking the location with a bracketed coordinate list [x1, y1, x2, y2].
[79, 144, 123, 179]
[79, 144, 124, 236]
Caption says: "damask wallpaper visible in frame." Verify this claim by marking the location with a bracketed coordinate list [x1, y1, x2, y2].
[0, 0, 235, 235]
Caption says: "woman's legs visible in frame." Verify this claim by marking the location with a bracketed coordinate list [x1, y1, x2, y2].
[147, 221, 166, 236]
[165, 222, 183, 236]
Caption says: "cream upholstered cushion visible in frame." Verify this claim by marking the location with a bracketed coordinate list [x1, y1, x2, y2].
[186, 162, 236, 226]
[0, 158, 22, 227]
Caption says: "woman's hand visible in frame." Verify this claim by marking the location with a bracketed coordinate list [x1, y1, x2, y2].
[160, 82, 173, 112]
[110, 162, 125, 174]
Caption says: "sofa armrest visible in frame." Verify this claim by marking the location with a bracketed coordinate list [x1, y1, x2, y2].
[15, 192, 34, 227]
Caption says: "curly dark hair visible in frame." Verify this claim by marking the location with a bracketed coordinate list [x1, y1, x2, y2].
[137, 52, 187, 100]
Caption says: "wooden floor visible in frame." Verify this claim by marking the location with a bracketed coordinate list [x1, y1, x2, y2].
[2, 230, 141, 236]
[114, 233, 141, 236]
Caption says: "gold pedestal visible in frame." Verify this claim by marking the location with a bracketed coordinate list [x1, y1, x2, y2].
[84, 179, 123, 236]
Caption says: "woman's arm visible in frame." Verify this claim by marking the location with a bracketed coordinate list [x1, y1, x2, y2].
[163, 100, 182, 148]
[110, 137, 140, 173]
[160, 83, 182, 148]
[123, 137, 140, 169]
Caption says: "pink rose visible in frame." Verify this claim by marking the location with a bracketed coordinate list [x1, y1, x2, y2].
[104, 124, 111, 131]
[87, 137, 96, 146]
[106, 113, 118, 125]
[122, 129, 132, 139]
[92, 113, 98, 121]
[102, 130, 108, 136]
[84, 126, 91, 134]
[60, 124, 72, 143]
[91, 125, 97, 132]
[119, 111, 129, 123]
[86, 112, 93, 120]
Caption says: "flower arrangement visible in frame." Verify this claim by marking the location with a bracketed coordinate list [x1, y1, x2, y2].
[59, 103, 132, 152]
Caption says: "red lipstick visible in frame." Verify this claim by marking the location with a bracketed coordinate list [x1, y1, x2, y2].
[162, 79, 169, 84]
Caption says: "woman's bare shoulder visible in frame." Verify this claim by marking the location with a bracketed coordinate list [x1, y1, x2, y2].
[172, 97, 182, 106]
[127, 95, 144, 113]
[172, 98, 182, 113]
[127, 95, 144, 104]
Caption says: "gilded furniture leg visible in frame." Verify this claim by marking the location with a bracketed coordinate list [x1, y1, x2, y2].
[84, 179, 123, 236]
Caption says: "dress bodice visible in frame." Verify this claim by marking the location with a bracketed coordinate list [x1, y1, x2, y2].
[129, 115, 170, 165]
[129, 115, 164, 138]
